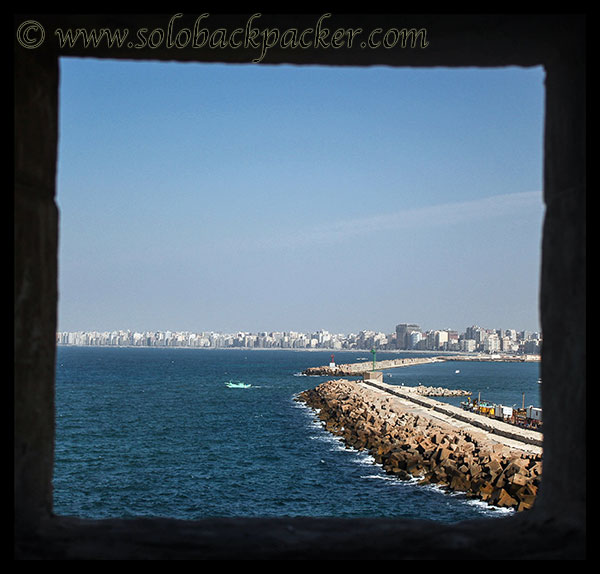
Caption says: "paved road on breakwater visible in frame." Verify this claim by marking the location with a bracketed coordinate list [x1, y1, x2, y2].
[359, 378, 543, 455]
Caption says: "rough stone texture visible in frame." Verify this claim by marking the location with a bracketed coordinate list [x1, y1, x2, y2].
[403, 384, 471, 397]
[14, 13, 585, 559]
[362, 380, 543, 448]
[297, 379, 542, 511]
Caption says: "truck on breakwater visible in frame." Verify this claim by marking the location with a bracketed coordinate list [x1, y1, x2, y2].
[461, 395, 543, 430]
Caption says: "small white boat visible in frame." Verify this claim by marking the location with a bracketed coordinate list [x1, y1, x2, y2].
[225, 380, 251, 388]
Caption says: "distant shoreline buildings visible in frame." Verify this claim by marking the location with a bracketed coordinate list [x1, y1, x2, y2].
[56, 322, 542, 356]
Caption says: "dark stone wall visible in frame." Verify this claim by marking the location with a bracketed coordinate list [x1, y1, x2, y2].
[14, 13, 586, 559]
[14, 46, 59, 530]
[538, 46, 586, 526]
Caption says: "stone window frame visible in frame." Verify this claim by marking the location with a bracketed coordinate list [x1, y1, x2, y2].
[14, 14, 585, 559]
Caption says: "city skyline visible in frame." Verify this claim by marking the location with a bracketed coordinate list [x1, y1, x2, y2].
[56, 320, 542, 356]
[57, 59, 545, 335]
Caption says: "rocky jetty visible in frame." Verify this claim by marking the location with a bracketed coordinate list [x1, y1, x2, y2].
[302, 356, 441, 376]
[296, 379, 542, 512]
[302, 365, 355, 376]
[408, 384, 471, 397]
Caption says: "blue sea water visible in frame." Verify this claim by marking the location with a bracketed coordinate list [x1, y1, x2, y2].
[53, 347, 540, 522]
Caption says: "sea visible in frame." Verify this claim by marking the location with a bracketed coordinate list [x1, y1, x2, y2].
[53, 347, 541, 523]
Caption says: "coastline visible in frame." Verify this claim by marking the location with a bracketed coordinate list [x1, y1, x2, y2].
[56, 344, 540, 365]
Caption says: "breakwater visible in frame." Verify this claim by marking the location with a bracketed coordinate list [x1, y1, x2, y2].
[302, 356, 443, 376]
[302, 354, 540, 377]
[296, 379, 542, 512]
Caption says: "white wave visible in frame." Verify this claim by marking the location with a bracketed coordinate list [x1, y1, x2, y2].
[360, 474, 403, 483]
[464, 498, 515, 516]
[329, 440, 350, 453]
[351, 450, 377, 466]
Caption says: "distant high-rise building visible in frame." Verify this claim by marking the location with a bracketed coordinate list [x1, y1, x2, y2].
[460, 338, 477, 352]
[408, 331, 423, 348]
[435, 330, 449, 349]
[395, 323, 421, 349]
[484, 332, 501, 353]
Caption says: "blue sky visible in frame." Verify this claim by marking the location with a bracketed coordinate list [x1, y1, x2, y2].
[57, 58, 545, 335]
